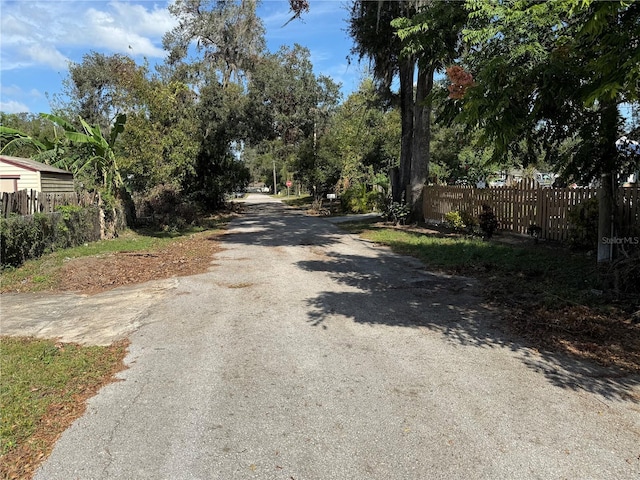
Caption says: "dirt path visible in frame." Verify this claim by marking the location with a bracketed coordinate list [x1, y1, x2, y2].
[10, 194, 640, 479]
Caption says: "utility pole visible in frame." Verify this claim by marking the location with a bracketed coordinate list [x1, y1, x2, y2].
[272, 158, 277, 196]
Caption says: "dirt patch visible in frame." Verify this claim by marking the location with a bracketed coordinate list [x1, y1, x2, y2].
[56, 234, 222, 295]
[506, 305, 640, 374]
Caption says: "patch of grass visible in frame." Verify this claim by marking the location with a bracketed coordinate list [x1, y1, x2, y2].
[0, 337, 127, 479]
[343, 223, 599, 307]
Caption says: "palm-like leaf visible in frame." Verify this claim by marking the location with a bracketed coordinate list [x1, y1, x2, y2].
[0, 126, 48, 154]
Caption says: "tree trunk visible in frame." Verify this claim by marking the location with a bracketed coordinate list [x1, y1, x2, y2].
[409, 63, 434, 221]
[395, 56, 415, 204]
[596, 98, 620, 264]
[597, 173, 614, 263]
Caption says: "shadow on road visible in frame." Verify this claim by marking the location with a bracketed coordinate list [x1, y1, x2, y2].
[223, 198, 640, 403]
[221, 201, 346, 249]
[296, 251, 640, 403]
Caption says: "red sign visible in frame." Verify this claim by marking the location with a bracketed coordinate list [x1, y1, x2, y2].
[286, 180, 292, 187]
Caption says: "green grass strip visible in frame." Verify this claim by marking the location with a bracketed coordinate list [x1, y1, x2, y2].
[0, 337, 126, 456]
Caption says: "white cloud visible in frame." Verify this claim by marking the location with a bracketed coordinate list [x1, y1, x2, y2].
[20, 44, 70, 70]
[84, 7, 168, 58]
[0, 85, 24, 97]
[0, 1, 176, 72]
[0, 4, 67, 70]
[108, 1, 178, 36]
[0, 100, 30, 114]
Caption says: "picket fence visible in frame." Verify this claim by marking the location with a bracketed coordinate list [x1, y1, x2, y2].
[1, 189, 99, 218]
[423, 181, 640, 242]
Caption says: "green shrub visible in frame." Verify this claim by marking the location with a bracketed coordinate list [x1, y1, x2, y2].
[1, 214, 44, 267]
[444, 210, 481, 234]
[444, 210, 465, 231]
[341, 185, 363, 213]
[341, 184, 384, 214]
[385, 201, 411, 225]
[0, 206, 100, 268]
[134, 185, 201, 229]
[55, 205, 101, 248]
[459, 210, 478, 233]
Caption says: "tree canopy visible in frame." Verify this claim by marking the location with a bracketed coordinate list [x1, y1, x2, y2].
[2, 0, 637, 243]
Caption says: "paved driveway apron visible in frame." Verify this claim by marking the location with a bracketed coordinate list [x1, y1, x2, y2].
[32, 194, 639, 479]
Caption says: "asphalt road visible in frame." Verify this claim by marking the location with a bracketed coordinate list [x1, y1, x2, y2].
[23, 194, 640, 479]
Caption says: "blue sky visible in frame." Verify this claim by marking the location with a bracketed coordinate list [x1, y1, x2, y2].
[0, 0, 364, 115]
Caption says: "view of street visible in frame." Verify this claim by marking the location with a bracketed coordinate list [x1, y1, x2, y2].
[4, 195, 638, 479]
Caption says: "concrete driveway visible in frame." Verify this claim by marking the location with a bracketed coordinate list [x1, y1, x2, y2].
[3, 194, 638, 479]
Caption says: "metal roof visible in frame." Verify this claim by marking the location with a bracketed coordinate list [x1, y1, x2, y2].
[0, 155, 73, 175]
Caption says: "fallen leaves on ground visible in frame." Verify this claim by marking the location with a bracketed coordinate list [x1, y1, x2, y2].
[57, 233, 223, 295]
[506, 305, 640, 374]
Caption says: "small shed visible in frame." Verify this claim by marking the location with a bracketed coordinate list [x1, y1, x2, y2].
[0, 156, 74, 193]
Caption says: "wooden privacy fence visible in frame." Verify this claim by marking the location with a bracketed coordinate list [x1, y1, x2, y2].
[1, 189, 99, 218]
[423, 181, 640, 242]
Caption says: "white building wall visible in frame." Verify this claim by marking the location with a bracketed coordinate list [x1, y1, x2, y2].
[0, 161, 40, 191]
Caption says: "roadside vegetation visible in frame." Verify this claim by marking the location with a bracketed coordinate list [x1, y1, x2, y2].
[0, 337, 128, 480]
[0, 217, 230, 294]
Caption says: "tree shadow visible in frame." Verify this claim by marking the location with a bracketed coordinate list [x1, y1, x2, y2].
[296, 251, 640, 402]
[222, 198, 640, 402]
[219, 200, 345, 248]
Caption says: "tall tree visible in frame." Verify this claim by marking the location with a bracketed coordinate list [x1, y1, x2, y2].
[246, 44, 341, 195]
[459, 0, 639, 262]
[162, 0, 266, 206]
[392, 1, 468, 213]
[349, 1, 467, 218]
[321, 78, 400, 192]
[163, 0, 265, 87]
[60, 52, 147, 130]
[118, 80, 200, 193]
[248, 45, 341, 145]
[349, 0, 414, 206]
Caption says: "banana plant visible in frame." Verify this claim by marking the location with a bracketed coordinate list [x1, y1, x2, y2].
[1, 114, 126, 195]
[41, 113, 126, 195]
[0, 125, 51, 155]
